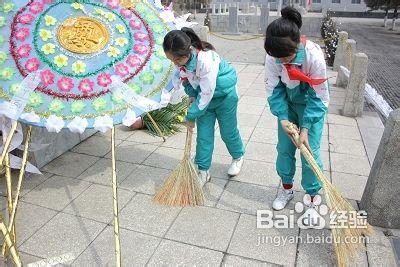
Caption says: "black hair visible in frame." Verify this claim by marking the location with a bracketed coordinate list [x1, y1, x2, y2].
[264, 7, 302, 58]
[163, 27, 215, 57]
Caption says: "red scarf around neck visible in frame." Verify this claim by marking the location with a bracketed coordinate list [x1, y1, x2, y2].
[283, 36, 328, 87]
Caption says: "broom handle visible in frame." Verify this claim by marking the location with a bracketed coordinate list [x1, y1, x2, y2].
[288, 124, 327, 184]
[184, 130, 193, 158]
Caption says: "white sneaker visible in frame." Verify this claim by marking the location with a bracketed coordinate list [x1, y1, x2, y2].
[272, 190, 294, 210]
[227, 157, 244, 176]
[198, 170, 211, 187]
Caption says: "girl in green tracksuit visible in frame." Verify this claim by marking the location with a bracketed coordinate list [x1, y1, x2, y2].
[264, 7, 329, 212]
[163, 27, 245, 184]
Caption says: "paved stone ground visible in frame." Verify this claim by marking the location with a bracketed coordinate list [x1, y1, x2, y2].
[338, 19, 400, 109]
[0, 63, 398, 266]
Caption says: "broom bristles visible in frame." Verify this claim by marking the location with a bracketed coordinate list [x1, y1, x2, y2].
[288, 123, 373, 267]
[153, 130, 204, 206]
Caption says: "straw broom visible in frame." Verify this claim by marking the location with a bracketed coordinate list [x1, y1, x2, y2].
[153, 129, 204, 206]
[287, 122, 373, 267]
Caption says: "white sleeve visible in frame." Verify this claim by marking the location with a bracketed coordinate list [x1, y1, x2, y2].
[196, 50, 221, 110]
[309, 46, 330, 107]
[264, 55, 283, 97]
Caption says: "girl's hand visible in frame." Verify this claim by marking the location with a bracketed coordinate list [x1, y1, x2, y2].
[186, 120, 195, 132]
[298, 128, 313, 155]
[280, 120, 298, 136]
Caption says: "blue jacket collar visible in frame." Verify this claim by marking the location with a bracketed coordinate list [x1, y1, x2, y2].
[184, 48, 198, 72]
[275, 43, 305, 65]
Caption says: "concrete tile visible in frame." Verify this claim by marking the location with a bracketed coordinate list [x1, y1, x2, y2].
[331, 172, 368, 201]
[245, 142, 277, 163]
[356, 112, 384, 129]
[296, 229, 336, 266]
[329, 124, 362, 141]
[330, 153, 371, 176]
[42, 152, 99, 178]
[148, 239, 224, 266]
[76, 158, 137, 186]
[222, 255, 278, 266]
[329, 136, 367, 156]
[78, 129, 97, 141]
[366, 229, 398, 266]
[237, 113, 261, 128]
[126, 129, 165, 144]
[63, 184, 134, 223]
[19, 212, 106, 260]
[239, 96, 267, 106]
[203, 178, 228, 207]
[71, 135, 121, 157]
[228, 214, 298, 266]
[249, 128, 278, 145]
[165, 205, 239, 251]
[329, 96, 345, 106]
[327, 113, 358, 127]
[245, 88, 267, 98]
[73, 227, 160, 266]
[104, 141, 159, 164]
[256, 114, 277, 129]
[119, 193, 181, 237]
[327, 104, 342, 115]
[119, 165, 171, 195]
[238, 103, 265, 115]
[15, 202, 58, 246]
[22, 175, 92, 211]
[0, 172, 53, 197]
[231, 160, 280, 188]
[241, 64, 265, 73]
[358, 125, 384, 164]
[216, 181, 277, 215]
[143, 147, 184, 170]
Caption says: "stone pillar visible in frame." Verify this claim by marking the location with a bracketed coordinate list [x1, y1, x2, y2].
[260, 4, 270, 34]
[219, 3, 222, 13]
[342, 53, 368, 117]
[360, 109, 400, 229]
[224, 3, 227, 12]
[212, 4, 216, 14]
[344, 39, 357, 69]
[333, 31, 348, 71]
[228, 6, 239, 33]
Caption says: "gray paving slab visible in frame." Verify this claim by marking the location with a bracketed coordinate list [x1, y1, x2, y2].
[62, 184, 134, 223]
[22, 175, 92, 211]
[165, 205, 239, 251]
[119, 193, 181, 237]
[73, 226, 160, 266]
[147, 239, 224, 266]
[42, 152, 99, 178]
[19, 212, 106, 260]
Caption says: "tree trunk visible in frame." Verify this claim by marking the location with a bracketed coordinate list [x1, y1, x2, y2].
[392, 8, 398, 30]
[384, 8, 389, 27]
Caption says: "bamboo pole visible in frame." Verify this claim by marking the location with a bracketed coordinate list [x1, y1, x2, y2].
[111, 127, 121, 267]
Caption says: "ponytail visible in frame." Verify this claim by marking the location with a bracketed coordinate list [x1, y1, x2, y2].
[163, 28, 215, 57]
[181, 27, 215, 51]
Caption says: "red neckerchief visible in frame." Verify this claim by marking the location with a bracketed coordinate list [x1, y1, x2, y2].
[179, 48, 201, 82]
[283, 36, 328, 87]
